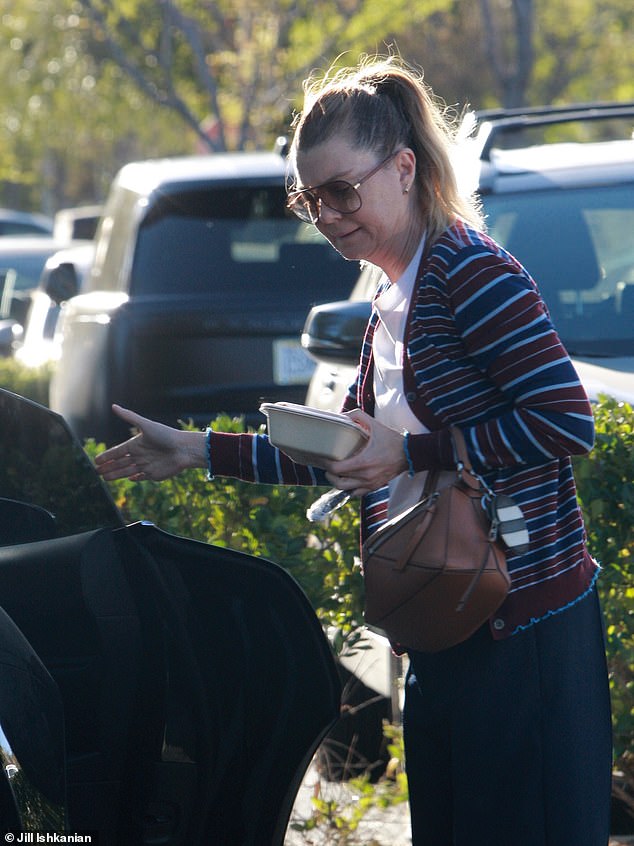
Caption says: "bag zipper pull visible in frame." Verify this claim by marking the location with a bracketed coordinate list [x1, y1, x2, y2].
[482, 494, 500, 541]
[488, 515, 500, 542]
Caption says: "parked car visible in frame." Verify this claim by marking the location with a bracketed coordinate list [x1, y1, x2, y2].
[53, 204, 103, 242]
[0, 237, 82, 355]
[0, 386, 340, 841]
[304, 102, 634, 411]
[49, 152, 359, 444]
[14, 242, 95, 368]
[0, 208, 53, 237]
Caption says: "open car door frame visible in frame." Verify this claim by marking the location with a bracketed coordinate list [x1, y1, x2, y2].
[0, 388, 341, 845]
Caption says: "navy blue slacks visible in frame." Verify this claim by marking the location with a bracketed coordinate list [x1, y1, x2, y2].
[403, 587, 613, 846]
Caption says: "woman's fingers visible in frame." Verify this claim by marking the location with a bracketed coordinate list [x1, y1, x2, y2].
[95, 434, 140, 467]
[324, 416, 407, 491]
[95, 447, 141, 478]
[111, 403, 147, 428]
[94, 406, 194, 482]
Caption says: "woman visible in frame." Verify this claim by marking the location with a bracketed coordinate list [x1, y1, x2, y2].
[95, 57, 612, 845]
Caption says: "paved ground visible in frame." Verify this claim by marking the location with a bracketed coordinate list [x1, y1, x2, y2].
[285, 761, 412, 845]
[286, 634, 634, 844]
[285, 762, 634, 845]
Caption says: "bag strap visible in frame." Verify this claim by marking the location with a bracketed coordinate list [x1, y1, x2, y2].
[450, 426, 487, 494]
[422, 468, 439, 497]
[418, 428, 492, 499]
[421, 429, 475, 496]
[450, 425, 471, 467]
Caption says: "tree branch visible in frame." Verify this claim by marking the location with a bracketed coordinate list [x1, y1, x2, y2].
[161, 0, 227, 149]
[479, 0, 507, 89]
[80, 0, 226, 150]
[479, 0, 534, 107]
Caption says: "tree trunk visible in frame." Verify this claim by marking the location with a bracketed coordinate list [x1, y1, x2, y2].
[479, 0, 535, 108]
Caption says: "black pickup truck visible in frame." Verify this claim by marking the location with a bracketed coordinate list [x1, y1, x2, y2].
[49, 152, 358, 445]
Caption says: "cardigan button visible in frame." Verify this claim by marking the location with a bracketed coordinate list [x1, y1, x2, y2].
[493, 618, 505, 631]
[405, 391, 417, 402]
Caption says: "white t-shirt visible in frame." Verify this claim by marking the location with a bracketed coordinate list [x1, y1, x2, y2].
[372, 238, 430, 518]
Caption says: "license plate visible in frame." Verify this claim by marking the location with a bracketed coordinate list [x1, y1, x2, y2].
[273, 339, 316, 385]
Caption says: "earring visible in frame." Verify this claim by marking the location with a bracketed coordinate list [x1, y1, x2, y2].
[403, 185, 410, 195]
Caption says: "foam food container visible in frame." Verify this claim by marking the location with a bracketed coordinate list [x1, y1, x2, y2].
[260, 402, 368, 467]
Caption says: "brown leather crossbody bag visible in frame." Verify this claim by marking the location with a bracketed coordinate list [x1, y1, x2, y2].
[362, 427, 527, 653]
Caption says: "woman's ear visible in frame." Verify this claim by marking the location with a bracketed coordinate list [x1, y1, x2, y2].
[395, 147, 417, 194]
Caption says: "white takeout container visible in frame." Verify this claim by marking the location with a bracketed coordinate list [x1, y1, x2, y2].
[259, 402, 368, 467]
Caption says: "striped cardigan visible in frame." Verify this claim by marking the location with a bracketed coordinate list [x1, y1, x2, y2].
[211, 220, 599, 639]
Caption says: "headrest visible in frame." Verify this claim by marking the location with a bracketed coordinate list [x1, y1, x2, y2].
[504, 208, 600, 293]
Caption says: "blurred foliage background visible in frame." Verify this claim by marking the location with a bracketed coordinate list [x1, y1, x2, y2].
[1, 0, 632, 212]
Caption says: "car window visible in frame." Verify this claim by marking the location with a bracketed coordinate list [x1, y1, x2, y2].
[0, 253, 51, 294]
[0, 390, 122, 546]
[0, 252, 54, 319]
[129, 186, 358, 304]
[0, 221, 50, 236]
[482, 182, 634, 355]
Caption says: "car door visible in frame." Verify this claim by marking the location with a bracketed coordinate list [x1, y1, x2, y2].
[0, 389, 341, 844]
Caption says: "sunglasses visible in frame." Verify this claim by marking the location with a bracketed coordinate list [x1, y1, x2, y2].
[286, 151, 398, 224]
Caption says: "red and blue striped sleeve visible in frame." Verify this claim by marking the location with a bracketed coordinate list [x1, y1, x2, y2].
[444, 239, 594, 471]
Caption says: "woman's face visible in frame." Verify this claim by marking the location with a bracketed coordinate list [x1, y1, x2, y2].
[294, 136, 419, 275]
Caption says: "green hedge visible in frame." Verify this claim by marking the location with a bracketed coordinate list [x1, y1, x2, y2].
[0, 358, 52, 406]
[573, 396, 634, 790]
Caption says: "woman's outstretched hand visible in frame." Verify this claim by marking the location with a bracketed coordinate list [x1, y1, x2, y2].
[94, 404, 205, 482]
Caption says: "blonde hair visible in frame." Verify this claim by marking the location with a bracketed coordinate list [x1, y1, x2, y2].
[289, 56, 482, 243]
